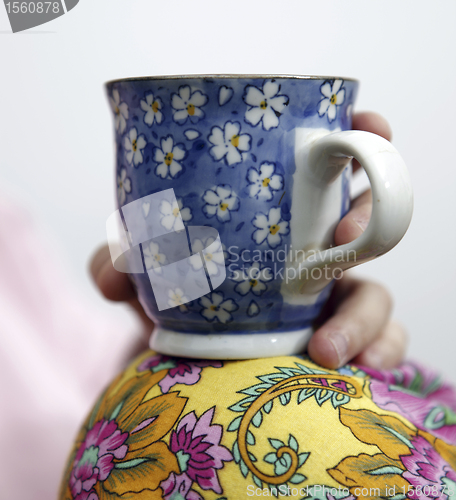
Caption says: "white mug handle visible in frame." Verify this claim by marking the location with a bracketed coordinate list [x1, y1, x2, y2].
[293, 130, 413, 294]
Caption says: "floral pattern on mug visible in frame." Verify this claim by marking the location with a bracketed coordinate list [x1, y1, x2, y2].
[208, 121, 251, 166]
[167, 287, 190, 313]
[140, 92, 164, 126]
[116, 168, 131, 205]
[142, 241, 166, 274]
[231, 261, 273, 296]
[246, 162, 284, 201]
[154, 135, 186, 179]
[171, 85, 208, 125]
[106, 76, 357, 334]
[199, 292, 238, 323]
[243, 79, 289, 131]
[189, 237, 225, 277]
[252, 206, 290, 249]
[202, 184, 240, 223]
[109, 89, 128, 134]
[318, 79, 346, 123]
[124, 127, 147, 167]
[159, 198, 192, 231]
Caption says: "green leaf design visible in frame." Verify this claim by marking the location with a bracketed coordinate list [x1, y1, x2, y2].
[248, 452, 257, 462]
[240, 459, 249, 478]
[232, 441, 240, 463]
[109, 401, 123, 421]
[298, 388, 317, 404]
[228, 396, 257, 413]
[258, 373, 288, 385]
[253, 475, 262, 488]
[289, 472, 306, 484]
[298, 452, 310, 467]
[269, 438, 285, 450]
[331, 392, 350, 408]
[252, 411, 263, 428]
[368, 465, 404, 475]
[288, 434, 298, 452]
[240, 383, 271, 396]
[277, 367, 302, 377]
[247, 430, 256, 445]
[115, 458, 148, 469]
[274, 453, 292, 475]
[227, 416, 242, 432]
[263, 400, 273, 413]
[279, 392, 291, 406]
[264, 452, 277, 464]
[315, 389, 332, 406]
[379, 425, 414, 449]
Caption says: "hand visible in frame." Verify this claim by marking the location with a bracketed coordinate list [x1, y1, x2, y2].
[307, 112, 408, 370]
[90, 112, 407, 370]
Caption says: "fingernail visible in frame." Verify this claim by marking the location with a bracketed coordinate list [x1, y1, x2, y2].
[327, 331, 348, 366]
[354, 217, 369, 232]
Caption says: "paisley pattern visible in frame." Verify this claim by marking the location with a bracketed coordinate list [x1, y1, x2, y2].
[60, 353, 456, 500]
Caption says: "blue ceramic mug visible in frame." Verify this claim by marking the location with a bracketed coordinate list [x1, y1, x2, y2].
[106, 75, 413, 359]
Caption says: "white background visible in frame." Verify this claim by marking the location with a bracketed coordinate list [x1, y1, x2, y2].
[1, 0, 455, 383]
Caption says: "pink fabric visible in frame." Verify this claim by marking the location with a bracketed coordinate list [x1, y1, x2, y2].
[0, 194, 140, 499]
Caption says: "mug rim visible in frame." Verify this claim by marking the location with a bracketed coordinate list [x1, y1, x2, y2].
[105, 74, 359, 86]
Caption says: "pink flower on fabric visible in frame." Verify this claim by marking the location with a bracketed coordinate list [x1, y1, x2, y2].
[361, 363, 456, 445]
[160, 472, 203, 500]
[69, 419, 128, 500]
[401, 436, 456, 499]
[169, 408, 233, 493]
[138, 355, 222, 393]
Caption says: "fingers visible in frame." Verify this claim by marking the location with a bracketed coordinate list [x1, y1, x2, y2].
[334, 112, 392, 245]
[90, 245, 136, 302]
[352, 321, 408, 370]
[334, 190, 372, 245]
[307, 275, 394, 369]
[89, 245, 155, 333]
[352, 111, 392, 141]
[352, 112, 392, 172]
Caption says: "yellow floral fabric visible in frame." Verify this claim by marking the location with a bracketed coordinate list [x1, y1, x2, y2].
[60, 352, 456, 500]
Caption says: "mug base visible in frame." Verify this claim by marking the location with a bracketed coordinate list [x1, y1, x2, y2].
[149, 326, 313, 360]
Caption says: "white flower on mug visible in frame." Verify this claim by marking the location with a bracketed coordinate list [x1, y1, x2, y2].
[232, 261, 273, 296]
[202, 184, 239, 223]
[124, 127, 147, 167]
[246, 162, 284, 201]
[168, 287, 190, 312]
[208, 121, 251, 166]
[154, 135, 186, 179]
[252, 206, 289, 249]
[171, 85, 208, 124]
[109, 89, 129, 134]
[159, 198, 192, 231]
[143, 241, 166, 274]
[199, 292, 238, 324]
[318, 79, 345, 123]
[140, 93, 164, 126]
[189, 237, 225, 277]
[243, 80, 289, 131]
[117, 168, 131, 205]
